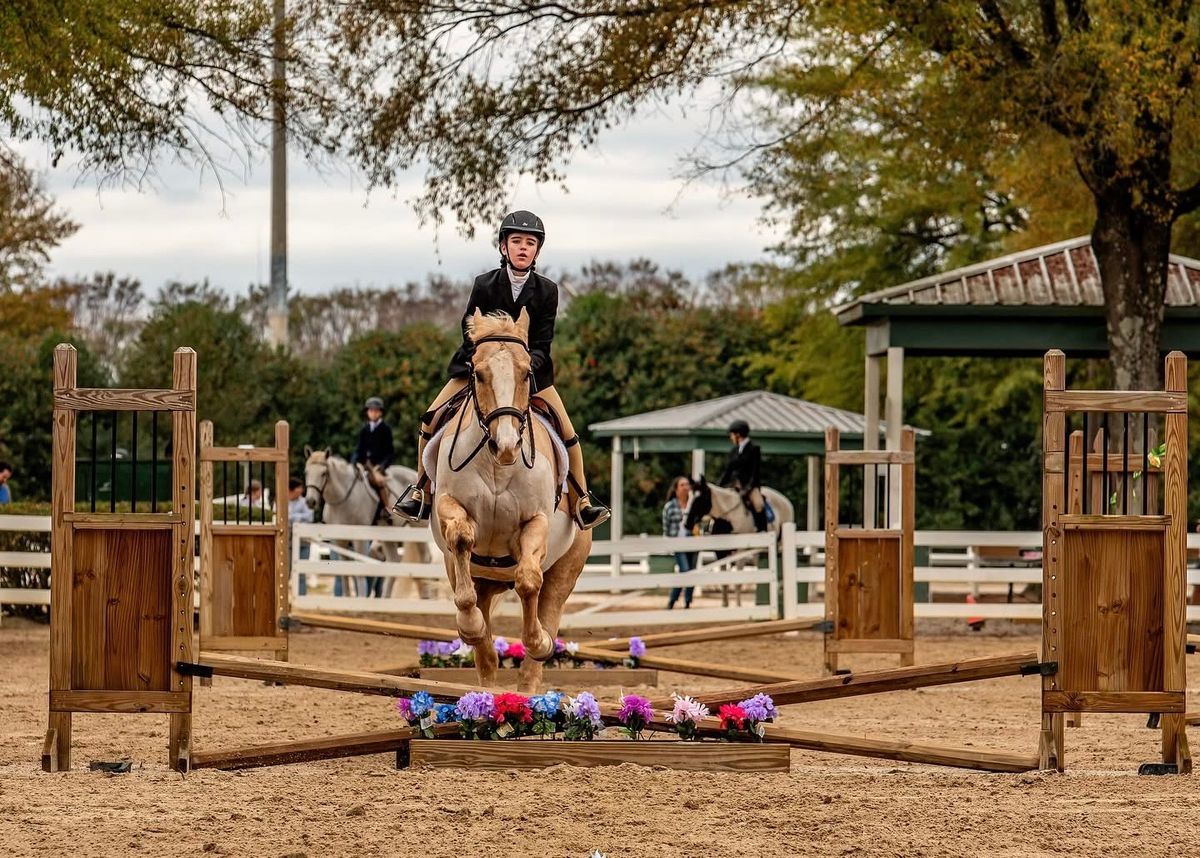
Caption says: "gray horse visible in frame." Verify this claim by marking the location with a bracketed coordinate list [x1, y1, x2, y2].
[302, 448, 430, 600]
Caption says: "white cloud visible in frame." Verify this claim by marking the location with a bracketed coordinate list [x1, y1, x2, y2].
[32, 99, 782, 294]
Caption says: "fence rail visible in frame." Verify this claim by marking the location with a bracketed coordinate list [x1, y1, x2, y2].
[8, 515, 1200, 625]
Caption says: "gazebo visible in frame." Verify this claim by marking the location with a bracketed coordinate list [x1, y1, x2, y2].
[589, 390, 917, 541]
[834, 235, 1200, 452]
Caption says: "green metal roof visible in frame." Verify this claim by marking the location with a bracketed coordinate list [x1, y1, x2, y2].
[589, 391, 926, 455]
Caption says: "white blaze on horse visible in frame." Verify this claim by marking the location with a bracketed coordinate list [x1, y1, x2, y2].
[428, 308, 589, 693]
[301, 451, 428, 599]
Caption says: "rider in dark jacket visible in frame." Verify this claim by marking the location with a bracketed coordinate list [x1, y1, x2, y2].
[394, 210, 610, 531]
[720, 419, 768, 532]
[351, 396, 395, 472]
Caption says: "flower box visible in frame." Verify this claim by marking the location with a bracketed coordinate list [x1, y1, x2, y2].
[399, 739, 790, 772]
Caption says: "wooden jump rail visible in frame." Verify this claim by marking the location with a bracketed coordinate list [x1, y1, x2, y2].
[199, 420, 290, 665]
[1041, 350, 1191, 774]
[823, 426, 916, 673]
[181, 653, 1037, 773]
[43, 345, 197, 773]
[286, 611, 796, 684]
[592, 617, 829, 651]
[647, 651, 1047, 710]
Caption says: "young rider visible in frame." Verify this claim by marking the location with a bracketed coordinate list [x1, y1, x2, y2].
[393, 210, 611, 530]
[720, 419, 768, 532]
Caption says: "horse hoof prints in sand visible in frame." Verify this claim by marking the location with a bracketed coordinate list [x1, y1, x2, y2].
[429, 309, 590, 694]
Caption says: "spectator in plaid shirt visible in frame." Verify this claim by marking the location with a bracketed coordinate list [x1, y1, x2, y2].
[663, 476, 698, 609]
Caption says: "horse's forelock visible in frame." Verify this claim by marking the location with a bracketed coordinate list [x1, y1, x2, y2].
[468, 311, 525, 345]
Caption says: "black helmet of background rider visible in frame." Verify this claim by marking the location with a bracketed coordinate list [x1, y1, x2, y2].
[729, 419, 751, 440]
[498, 210, 545, 273]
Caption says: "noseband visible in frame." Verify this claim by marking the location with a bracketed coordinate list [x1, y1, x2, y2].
[448, 334, 537, 472]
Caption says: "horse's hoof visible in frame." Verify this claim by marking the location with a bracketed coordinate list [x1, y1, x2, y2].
[456, 608, 486, 644]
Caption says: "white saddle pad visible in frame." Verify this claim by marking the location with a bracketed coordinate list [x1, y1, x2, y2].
[424, 413, 568, 495]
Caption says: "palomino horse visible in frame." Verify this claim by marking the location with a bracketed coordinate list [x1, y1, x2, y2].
[430, 309, 589, 693]
[302, 451, 428, 599]
[683, 475, 794, 605]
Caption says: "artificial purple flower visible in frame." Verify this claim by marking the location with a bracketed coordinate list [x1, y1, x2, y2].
[629, 637, 647, 658]
[494, 637, 510, 656]
[396, 697, 414, 721]
[554, 638, 567, 654]
[416, 640, 435, 657]
[739, 693, 778, 723]
[455, 691, 496, 722]
[617, 693, 653, 723]
[566, 692, 602, 726]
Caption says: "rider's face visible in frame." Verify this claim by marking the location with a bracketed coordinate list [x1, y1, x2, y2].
[366, 408, 383, 422]
[503, 233, 540, 269]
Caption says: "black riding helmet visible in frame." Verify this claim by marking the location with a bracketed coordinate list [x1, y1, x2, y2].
[498, 210, 545, 272]
[729, 419, 750, 437]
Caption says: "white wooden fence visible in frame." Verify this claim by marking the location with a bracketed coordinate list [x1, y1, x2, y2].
[7, 515, 1200, 626]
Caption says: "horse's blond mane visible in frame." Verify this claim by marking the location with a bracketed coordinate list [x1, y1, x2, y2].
[468, 311, 527, 345]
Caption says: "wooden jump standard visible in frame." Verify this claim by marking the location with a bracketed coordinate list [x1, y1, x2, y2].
[180, 653, 1038, 773]
[44, 345, 197, 773]
[823, 427, 916, 673]
[1041, 351, 1191, 774]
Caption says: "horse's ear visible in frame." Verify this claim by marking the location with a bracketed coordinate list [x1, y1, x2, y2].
[303, 445, 312, 458]
[323, 447, 332, 459]
[468, 308, 484, 340]
[515, 307, 531, 338]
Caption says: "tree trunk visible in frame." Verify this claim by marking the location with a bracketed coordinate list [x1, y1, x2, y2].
[1090, 193, 1173, 391]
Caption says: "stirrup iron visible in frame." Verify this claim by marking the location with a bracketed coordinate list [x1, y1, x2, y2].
[574, 492, 611, 532]
[393, 483, 430, 522]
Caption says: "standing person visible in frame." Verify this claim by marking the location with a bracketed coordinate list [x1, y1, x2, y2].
[0, 462, 12, 504]
[352, 397, 395, 474]
[394, 210, 610, 530]
[287, 476, 313, 596]
[663, 475, 698, 610]
[720, 420, 768, 532]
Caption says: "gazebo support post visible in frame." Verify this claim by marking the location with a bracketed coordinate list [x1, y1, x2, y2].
[806, 456, 820, 531]
[886, 346, 905, 524]
[610, 435, 623, 579]
[864, 354, 882, 527]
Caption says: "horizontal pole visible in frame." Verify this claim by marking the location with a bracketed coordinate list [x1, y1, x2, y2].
[54, 388, 195, 412]
[826, 638, 915, 654]
[63, 512, 181, 527]
[593, 617, 826, 651]
[826, 450, 914, 465]
[1044, 390, 1187, 413]
[191, 727, 458, 771]
[1060, 515, 1170, 531]
[200, 636, 288, 651]
[286, 612, 458, 642]
[201, 447, 287, 462]
[191, 652, 480, 699]
[49, 690, 191, 714]
[834, 528, 902, 540]
[1043, 691, 1185, 713]
[411, 667, 660, 687]
[652, 651, 1042, 710]
[1045, 452, 1163, 473]
[211, 524, 276, 536]
[576, 645, 801, 684]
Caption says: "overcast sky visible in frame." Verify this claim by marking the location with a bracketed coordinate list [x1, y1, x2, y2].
[29, 99, 783, 296]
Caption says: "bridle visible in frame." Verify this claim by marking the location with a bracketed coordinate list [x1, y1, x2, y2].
[305, 458, 364, 507]
[448, 334, 537, 473]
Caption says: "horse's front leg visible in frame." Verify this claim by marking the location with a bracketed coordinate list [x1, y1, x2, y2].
[513, 512, 553, 662]
[473, 580, 508, 688]
[436, 494, 485, 644]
